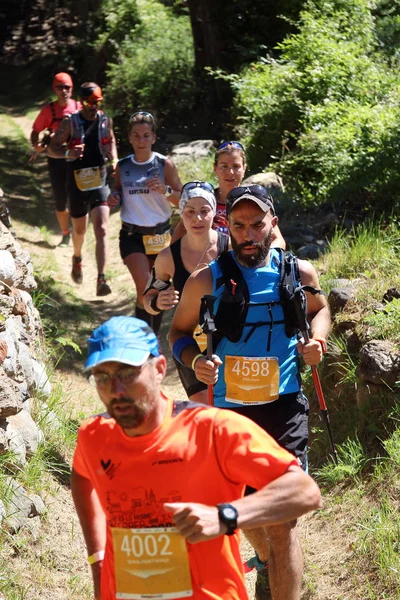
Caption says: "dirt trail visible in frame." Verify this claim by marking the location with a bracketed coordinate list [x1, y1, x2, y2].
[2, 112, 354, 600]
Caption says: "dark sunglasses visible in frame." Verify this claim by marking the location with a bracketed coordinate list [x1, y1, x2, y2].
[181, 181, 215, 194]
[130, 111, 154, 121]
[83, 99, 102, 107]
[217, 141, 245, 151]
[226, 185, 274, 215]
[55, 85, 71, 91]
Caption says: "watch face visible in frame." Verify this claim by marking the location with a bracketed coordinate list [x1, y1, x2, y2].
[223, 507, 237, 519]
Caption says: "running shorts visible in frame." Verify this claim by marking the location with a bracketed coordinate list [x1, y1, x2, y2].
[47, 156, 68, 212]
[229, 390, 309, 492]
[119, 220, 171, 260]
[68, 184, 110, 219]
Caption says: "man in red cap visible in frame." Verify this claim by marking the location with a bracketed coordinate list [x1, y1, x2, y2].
[49, 82, 118, 296]
[31, 72, 81, 247]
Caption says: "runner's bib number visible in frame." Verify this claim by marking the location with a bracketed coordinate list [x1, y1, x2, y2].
[143, 232, 171, 255]
[112, 527, 192, 599]
[73, 166, 102, 191]
[225, 356, 280, 405]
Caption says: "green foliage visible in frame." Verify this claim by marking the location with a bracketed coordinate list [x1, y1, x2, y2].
[103, 0, 195, 128]
[319, 220, 400, 281]
[315, 437, 368, 485]
[230, 0, 400, 212]
[365, 298, 400, 341]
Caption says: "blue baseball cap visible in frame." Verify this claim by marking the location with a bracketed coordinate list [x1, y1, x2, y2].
[84, 316, 160, 372]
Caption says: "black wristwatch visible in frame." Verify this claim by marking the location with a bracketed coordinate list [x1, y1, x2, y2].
[217, 503, 238, 536]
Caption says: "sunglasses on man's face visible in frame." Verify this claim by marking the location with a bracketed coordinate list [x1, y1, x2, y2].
[217, 141, 245, 152]
[55, 85, 71, 91]
[181, 181, 215, 194]
[83, 100, 102, 107]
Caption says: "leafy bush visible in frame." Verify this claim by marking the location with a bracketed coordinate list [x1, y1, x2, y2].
[229, 0, 400, 213]
[102, 0, 194, 129]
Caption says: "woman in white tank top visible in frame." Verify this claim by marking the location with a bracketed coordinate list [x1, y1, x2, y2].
[108, 111, 182, 334]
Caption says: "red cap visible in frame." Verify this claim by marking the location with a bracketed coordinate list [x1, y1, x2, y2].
[52, 72, 73, 88]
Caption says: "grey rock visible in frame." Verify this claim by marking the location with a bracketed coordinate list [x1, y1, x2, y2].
[6, 410, 44, 457]
[357, 340, 400, 387]
[31, 358, 51, 397]
[3, 421, 26, 467]
[0, 250, 16, 286]
[328, 287, 355, 314]
[0, 371, 23, 418]
[169, 140, 214, 161]
[3, 478, 44, 534]
[19, 290, 42, 336]
[242, 172, 285, 201]
[0, 293, 16, 319]
[17, 341, 34, 390]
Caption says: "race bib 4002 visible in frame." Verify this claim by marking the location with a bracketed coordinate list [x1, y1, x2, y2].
[225, 356, 280, 405]
[112, 527, 193, 599]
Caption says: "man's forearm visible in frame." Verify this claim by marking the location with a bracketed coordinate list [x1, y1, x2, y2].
[233, 468, 322, 529]
[309, 305, 331, 341]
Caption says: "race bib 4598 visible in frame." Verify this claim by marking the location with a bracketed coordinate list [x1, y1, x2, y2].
[225, 356, 280, 405]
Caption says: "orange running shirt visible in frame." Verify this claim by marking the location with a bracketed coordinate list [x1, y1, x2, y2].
[73, 397, 298, 600]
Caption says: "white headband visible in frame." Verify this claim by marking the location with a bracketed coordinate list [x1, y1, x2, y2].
[179, 188, 216, 213]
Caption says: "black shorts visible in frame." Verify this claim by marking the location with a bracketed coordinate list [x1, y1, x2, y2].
[68, 184, 110, 219]
[229, 391, 309, 492]
[119, 221, 171, 260]
[47, 157, 68, 212]
[173, 357, 207, 398]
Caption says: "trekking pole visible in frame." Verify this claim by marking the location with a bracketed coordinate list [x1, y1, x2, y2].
[293, 287, 339, 465]
[200, 295, 216, 406]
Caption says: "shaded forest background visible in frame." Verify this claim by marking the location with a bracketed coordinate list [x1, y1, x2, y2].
[2, 0, 400, 216]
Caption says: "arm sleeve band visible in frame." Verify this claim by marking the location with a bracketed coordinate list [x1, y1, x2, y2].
[172, 336, 200, 365]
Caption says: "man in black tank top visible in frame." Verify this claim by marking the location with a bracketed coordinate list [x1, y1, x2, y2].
[49, 82, 118, 297]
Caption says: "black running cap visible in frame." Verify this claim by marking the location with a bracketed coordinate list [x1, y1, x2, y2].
[226, 185, 275, 216]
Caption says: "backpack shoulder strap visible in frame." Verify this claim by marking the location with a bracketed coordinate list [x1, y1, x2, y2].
[215, 251, 249, 301]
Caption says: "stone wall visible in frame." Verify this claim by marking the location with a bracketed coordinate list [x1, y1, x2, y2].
[0, 222, 49, 532]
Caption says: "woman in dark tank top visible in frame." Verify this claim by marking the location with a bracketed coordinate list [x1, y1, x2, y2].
[143, 181, 229, 403]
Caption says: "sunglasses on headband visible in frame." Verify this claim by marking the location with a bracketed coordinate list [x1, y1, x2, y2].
[129, 111, 154, 121]
[181, 181, 215, 194]
[217, 141, 245, 151]
[226, 185, 274, 215]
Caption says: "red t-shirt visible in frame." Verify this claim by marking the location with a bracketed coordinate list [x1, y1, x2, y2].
[73, 396, 298, 600]
[31, 99, 81, 133]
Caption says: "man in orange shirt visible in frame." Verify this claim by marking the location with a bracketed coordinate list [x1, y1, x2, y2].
[71, 316, 321, 600]
[31, 72, 80, 247]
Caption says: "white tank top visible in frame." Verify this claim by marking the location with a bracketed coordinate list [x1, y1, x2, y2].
[119, 152, 172, 226]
